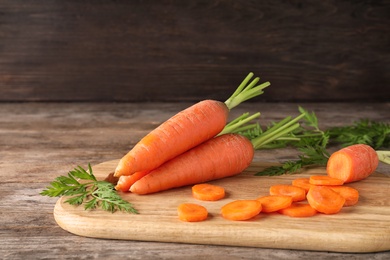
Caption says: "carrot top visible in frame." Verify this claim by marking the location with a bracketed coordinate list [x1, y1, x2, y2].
[224, 72, 270, 110]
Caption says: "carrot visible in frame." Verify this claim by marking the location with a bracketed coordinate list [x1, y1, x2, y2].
[192, 183, 225, 201]
[278, 203, 317, 218]
[114, 73, 270, 177]
[114, 100, 229, 177]
[177, 203, 208, 222]
[291, 178, 312, 194]
[326, 144, 379, 183]
[130, 134, 254, 194]
[269, 185, 306, 202]
[221, 200, 262, 221]
[307, 186, 345, 214]
[309, 175, 344, 186]
[328, 186, 359, 207]
[256, 195, 293, 213]
[115, 171, 150, 192]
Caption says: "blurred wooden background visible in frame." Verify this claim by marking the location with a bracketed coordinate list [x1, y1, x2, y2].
[0, 0, 389, 102]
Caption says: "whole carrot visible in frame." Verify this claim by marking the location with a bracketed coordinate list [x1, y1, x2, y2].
[326, 144, 379, 183]
[130, 134, 254, 194]
[114, 73, 270, 177]
[129, 112, 307, 194]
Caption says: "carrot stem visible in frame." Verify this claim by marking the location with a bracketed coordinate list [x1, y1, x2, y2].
[224, 72, 270, 110]
[218, 112, 261, 136]
[376, 150, 390, 165]
[251, 113, 306, 149]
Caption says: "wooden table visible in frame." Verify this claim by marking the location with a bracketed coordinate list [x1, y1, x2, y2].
[1, 102, 389, 259]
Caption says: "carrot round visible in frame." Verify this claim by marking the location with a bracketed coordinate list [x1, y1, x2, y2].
[309, 175, 344, 186]
[326, 144, 379, 183]
[269, 185, 306, 202]
[177, 203, 208, 222]
[130, 134, 254, 194]
[307, 186, 345, 214]
[221, 200, 262, 221]
[114, 100, 229, 177]
[256, 195, 293, 213]
[291, 178, 312, 194]
[192, 184, 225, 201]
[328, 186, 359, 207]
[278, 203, 317, 218]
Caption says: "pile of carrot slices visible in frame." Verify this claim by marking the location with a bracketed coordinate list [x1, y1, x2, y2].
[178, 175, 360, 222]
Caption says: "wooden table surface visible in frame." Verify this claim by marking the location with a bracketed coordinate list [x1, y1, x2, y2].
[1, 101, 389, 259]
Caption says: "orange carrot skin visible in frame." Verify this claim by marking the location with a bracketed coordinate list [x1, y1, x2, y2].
[114, 100, 229, 177]
[327, 144, 379, 183]
[130, 134, 254, 194]
[115, 171, 150, 192]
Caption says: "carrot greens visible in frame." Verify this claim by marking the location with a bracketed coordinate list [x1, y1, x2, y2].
[224, 72, 270, 110]
[40, 164, 138, 214]
[256, 108, 390, 176]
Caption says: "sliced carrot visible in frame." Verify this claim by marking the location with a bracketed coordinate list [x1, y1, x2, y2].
[326, 144, 379, 183]
[269, 185, 306, 202]
[115, 171, 150, 192]
[177, 203, 208, 222]
[307, 186, 345, 214]
[192, 183, 225, 201]
[130, 134, 254, 194]
[309, 175, 344, 186]
[221, 200, 262, 221]
[292, 178, 312, 194]
[328, 186, 359, 207]
[256, 195, 293, 213]
[278, 203, 317, 218]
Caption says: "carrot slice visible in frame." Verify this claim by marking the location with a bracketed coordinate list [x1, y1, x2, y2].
[292, 178, 312, 194]
[278, 203, 317, 218]
[192, 183, 225, 201]
[177, 203, 208, 222]
[326, 144, 379, 183]
[309, 175, 344, 186]
[307, 186, 345, 214]
[269, 185, 306, 202]
[221, 200, 262, 221]
[257, 195, 293, 213]
[328, 186, 359, 207]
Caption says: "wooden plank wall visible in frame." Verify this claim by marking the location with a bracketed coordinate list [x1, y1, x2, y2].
[0, 0, 389, 102]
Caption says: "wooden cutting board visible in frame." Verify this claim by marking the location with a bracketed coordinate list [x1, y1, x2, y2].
[54, 160, 390, 253]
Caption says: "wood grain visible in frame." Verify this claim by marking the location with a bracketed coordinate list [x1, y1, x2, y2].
[54, 160, 390, 253]
[0, 0, 389, 102]
[1, 102, 390, 259]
